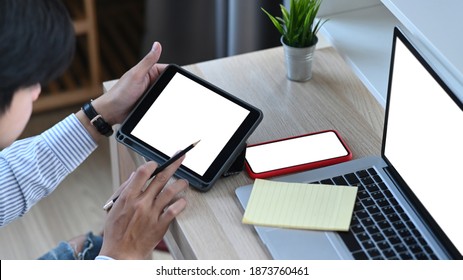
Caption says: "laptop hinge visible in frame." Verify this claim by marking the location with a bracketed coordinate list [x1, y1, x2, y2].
[383, 166, 399, 188]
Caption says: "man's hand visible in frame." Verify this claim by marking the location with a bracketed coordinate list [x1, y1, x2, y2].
[99, 157, 188, 259]
[76, 41, 168, 143]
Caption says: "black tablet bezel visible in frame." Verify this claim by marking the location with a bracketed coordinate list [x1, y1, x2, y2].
[117, 64, 263, 191]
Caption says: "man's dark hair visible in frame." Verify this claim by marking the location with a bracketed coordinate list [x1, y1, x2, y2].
[0, 0, 75, 115]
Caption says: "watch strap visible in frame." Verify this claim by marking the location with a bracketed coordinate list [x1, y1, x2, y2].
[82, 101, 114, 137]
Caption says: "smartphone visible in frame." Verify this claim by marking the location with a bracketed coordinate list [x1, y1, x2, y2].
[245, 130, 352, 179]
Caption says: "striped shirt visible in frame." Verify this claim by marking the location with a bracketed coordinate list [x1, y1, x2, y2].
[0, 114, 97, 227]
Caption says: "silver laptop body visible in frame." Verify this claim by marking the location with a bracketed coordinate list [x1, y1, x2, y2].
[236, 27, 463, 260]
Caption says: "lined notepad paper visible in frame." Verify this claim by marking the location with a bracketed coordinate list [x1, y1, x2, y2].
[242, 179, 358, 231]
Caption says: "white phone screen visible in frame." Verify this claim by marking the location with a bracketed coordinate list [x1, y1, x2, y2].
[245, 131, 349, 173]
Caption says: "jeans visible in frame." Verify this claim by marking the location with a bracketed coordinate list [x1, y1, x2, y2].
[38, 232, 103, 260]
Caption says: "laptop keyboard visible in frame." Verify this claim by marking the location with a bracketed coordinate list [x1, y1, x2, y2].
[310, 168, 438, 260]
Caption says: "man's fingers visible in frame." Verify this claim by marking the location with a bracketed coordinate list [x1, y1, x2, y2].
[159, 198, 187, 226]
[153, 179, 188, 210]
[147, 63, 168, 83]
[134, 42, 162, 75]
[144, 155, 185, 200]
[128, 161, 159, 194]
[104, 172, 135, 204]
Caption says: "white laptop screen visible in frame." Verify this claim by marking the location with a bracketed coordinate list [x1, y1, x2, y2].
[383, 32, 463, 254]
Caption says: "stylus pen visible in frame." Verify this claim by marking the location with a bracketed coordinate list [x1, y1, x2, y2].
[103, 140, 200, 211]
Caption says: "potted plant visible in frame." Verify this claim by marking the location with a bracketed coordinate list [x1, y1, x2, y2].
[262, 0, 328, 81]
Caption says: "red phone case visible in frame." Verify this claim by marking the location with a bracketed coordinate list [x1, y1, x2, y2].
[245, 130, 352, 179]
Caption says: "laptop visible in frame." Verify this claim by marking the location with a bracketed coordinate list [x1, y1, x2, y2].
[235, 27, 463, 260]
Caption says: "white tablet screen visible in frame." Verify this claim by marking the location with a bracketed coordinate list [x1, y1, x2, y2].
[131, 72, 250, 175]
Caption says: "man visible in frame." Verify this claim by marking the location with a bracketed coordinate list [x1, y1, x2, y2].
[0, 0, 187, 259]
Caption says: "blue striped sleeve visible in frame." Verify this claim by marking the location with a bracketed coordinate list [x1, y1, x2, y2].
[0, 114, 97, 227]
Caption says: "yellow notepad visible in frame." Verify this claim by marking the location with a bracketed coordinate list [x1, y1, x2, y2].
[242, 179, 358, 231]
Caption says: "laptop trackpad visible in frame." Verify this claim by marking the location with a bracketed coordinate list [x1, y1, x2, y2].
[257, 227, 344, 260]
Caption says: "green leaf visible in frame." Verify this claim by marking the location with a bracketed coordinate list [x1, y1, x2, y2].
[261, 7, 284, 36]
[262, 0, 328, 47]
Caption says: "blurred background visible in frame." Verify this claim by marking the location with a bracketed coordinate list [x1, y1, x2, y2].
[36, 0, 282, 113]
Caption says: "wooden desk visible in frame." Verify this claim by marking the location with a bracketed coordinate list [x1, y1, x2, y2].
[105, 47, 384, 259]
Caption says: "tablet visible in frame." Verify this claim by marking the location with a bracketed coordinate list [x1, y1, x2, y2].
[116, 64, 263, 191]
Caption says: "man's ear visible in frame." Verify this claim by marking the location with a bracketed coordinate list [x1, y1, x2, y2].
[29, 83, 42, 101]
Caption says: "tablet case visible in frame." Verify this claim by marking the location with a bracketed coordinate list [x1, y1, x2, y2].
[116, 131, 249, 191]
[222, 142, 246, 177]
[115, 65, 262, 192]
